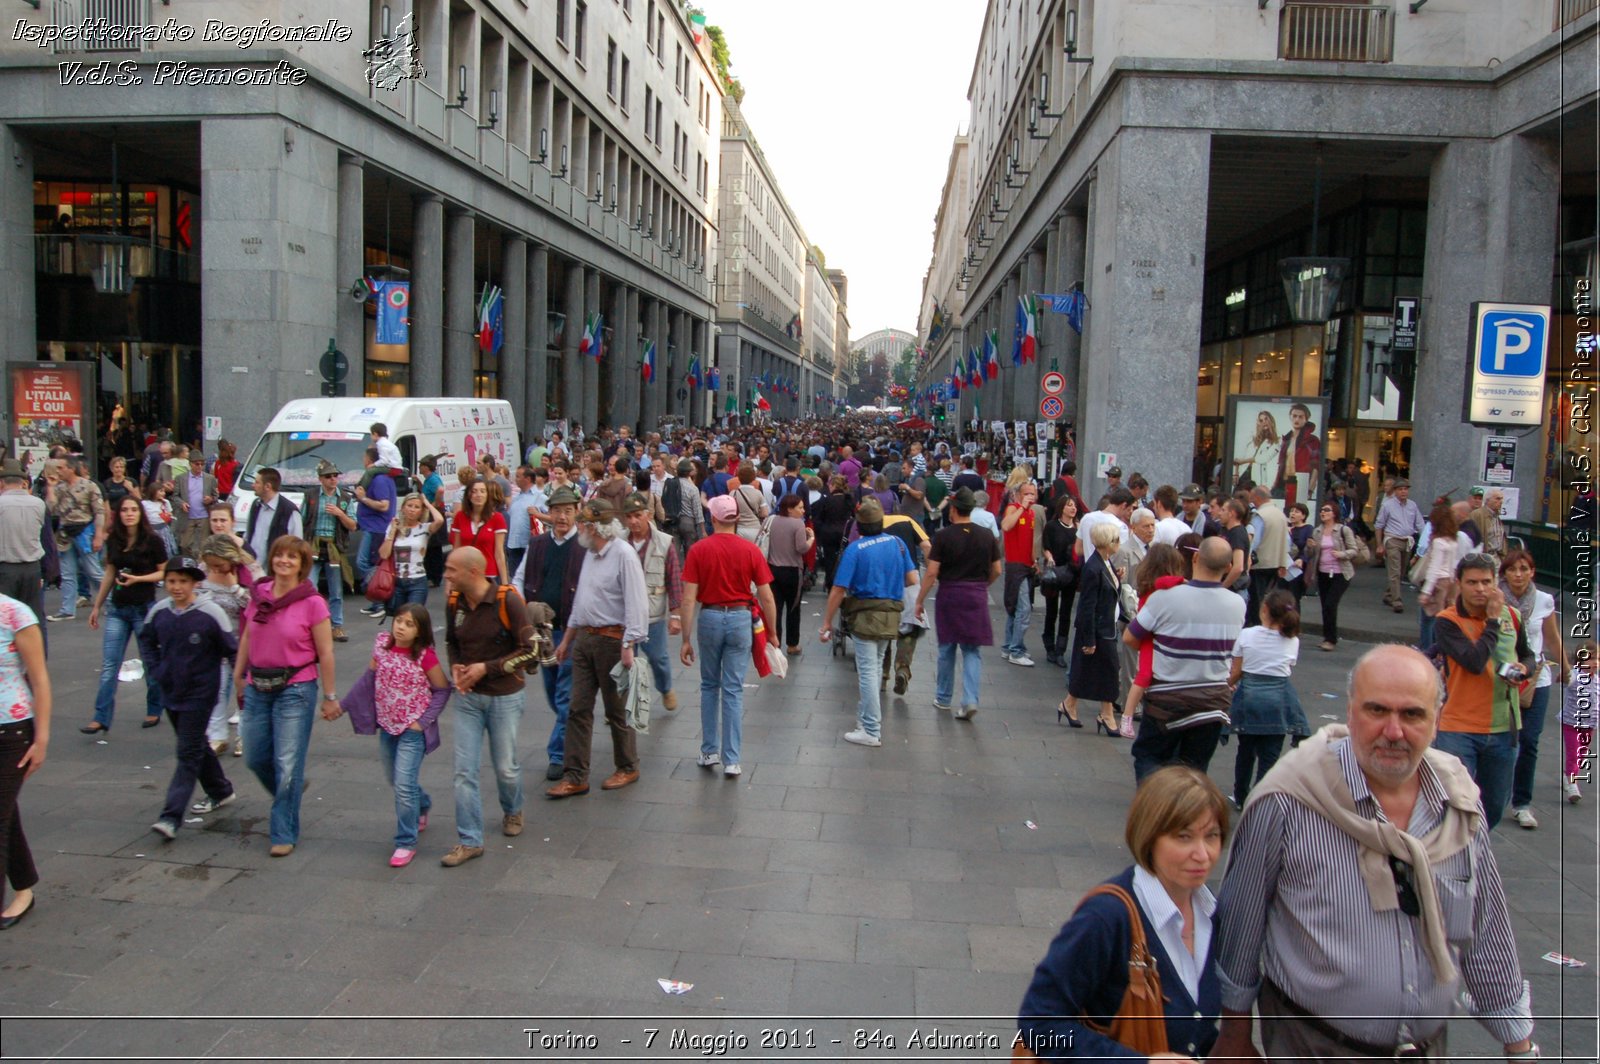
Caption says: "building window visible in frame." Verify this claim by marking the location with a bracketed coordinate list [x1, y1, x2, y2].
[620, 57, 630, 112]
[656, 13, 665, 64]
[672, 121, 681, 171]
[654, 99, 663, 147]
[622, 0, 631, 15]
[644, 87, 654, 137]
[674, 43, 683, 92]
[645, 0, 656, 51]
[556, 0, 569, 45]
[574, 1, 587, 64]
[606, 38, 617, 98]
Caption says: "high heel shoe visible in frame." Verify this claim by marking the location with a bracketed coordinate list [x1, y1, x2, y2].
[1056, 699, 1082, 728]
[1096, 716, 1121, 737]
[79, 722, 107, 735]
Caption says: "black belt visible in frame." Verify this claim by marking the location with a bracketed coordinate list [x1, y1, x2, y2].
[701, 603, 750, 611]
[1265, 980, 1440, 1058]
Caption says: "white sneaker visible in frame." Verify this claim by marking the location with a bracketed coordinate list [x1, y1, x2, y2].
[843, 729, 882, 747]
[190, 792, 237, 815]
[956, 705, 978, 720]
[228, 713, 240, 726]
[1565, 777, 1583, 803]
[1009, 653, 1035, 667]
[1511, 806, 1538, 830]
[151, 819, 177, 840]
[932, 699, 952, 712]
[696, 751, 721, 768]
[723, 764, 742, 778]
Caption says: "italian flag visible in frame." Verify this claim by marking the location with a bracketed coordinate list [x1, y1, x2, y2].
[689, 11, 707, 43]
[1019, 294, 1038, 364]
[578, 312, 601, 357]
[753, 388, 771, 412]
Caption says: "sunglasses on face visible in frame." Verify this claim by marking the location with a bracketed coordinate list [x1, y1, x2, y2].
[1389, 857, 1421, 917]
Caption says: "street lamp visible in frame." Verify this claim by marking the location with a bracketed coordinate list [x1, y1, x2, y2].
[1278, 147, 1349, 323]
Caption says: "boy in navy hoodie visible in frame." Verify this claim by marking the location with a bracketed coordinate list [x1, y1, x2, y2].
[140, 557, 239, 840]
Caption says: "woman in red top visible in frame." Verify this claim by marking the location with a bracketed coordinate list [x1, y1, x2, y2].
[212, 440, 240, 498]
[449, 479, 509, 582]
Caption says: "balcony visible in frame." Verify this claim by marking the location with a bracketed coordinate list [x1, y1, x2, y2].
[1279, 3, 1394, 63]
[35, 233, 198, 284]
[1556, 0, 1598, 29]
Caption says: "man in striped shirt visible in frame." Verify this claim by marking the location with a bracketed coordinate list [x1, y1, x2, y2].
[1122, 537, 1245, 780]
[1213, 644, 1536, 1062]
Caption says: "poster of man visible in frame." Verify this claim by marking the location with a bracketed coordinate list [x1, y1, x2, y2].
[1224, 395, 1327, 508]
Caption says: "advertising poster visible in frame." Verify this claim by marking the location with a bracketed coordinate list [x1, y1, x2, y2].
[9, 361, 95, 481]
[1224, 394, 1328, 509]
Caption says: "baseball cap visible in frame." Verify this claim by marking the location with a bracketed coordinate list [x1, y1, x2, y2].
[163, 556, 206, 581]
[707, 495, 738, 523]
[1179, 483, 1204, 501]
[1469, 486, 1485, 498]
[621, 491, 652, 514]
[545, 485, 581, 508]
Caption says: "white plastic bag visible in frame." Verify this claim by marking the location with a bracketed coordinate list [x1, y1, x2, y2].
[764, 643, 788, 679]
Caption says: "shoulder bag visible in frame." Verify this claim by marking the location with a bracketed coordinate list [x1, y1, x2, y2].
[1342, 523, 1371, 568]
[736, 486, 773, 556]
[364, 523, 398, 603]
[1013, 883, 1169, 1060]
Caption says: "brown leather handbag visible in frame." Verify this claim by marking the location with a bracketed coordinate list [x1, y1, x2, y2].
[1013, 884, 1170, 1060]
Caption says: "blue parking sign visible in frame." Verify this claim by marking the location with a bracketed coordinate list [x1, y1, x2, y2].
[1465, 302, 1549, 427]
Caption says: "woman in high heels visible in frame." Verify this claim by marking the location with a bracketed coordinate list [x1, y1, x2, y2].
[1060, 522, 1124, 733]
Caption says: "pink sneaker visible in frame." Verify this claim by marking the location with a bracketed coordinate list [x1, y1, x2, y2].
[389, 848, 416, 868]
[418, 812, 429, 833]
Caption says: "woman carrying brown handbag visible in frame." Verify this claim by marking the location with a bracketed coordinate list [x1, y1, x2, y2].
[1015, 766, 1228, 1061]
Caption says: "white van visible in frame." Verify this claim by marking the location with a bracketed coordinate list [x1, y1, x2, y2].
[232, 397, 519, 526]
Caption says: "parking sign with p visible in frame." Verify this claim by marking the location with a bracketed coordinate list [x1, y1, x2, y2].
[1464, 302, 1549, 427]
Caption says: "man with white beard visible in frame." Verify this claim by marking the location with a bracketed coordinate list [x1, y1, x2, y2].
[545, 497, 650, 799]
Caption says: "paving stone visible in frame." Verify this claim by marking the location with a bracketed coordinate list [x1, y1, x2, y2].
[1014, 886, 1078, 929]
[625, 902, 750, 955]
[595, 861, 713, 906]
[699, 868, 813, 913]
[533, 942, 682, 1002]
[416, 931, 560, 992]
[855, 916, 972, 969]
[790, 959, 915, 1015]
[492, 855, 619, 899]
[780, 785, 868, 815]
[806, 874, 914, 919]
[967, 923, 1053, 975]
[912, 966, 1034, 1020]
[821, 812, 912, 846]
[911, 880, 1023, 925]
[669, 951, 797, 1011]
[741, 910, 858, 963]
[92, 857, 242, 904]
[731, 808, 823, 841]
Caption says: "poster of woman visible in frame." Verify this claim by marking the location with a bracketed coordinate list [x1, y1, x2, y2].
[1224, 395, 1328, 508]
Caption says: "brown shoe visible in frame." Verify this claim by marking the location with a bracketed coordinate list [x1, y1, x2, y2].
[545, 779, 590, 799]
[601, 769, 640, 791]
[662, 690, 678, 711]
[440, 844, 484, 867]
[269, 843, 295, 857]
[332, 626, 348, 642]
[503, 812, 524, 837]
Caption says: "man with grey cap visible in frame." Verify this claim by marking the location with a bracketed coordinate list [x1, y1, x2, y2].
[0, 458, 47, 625]
[546, 496, 649, 798]
[513, 484, 586, 781]
[304, 460, 359, 642]
[1374, 477, 1425, 613]
[622, 491, 684, 712]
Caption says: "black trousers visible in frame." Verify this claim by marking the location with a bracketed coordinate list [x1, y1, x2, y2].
[1316, 571, 1350, 643]
[0, 562, 45, 655]
[1247, 569, 1280, 626]
[1041, 585, 1077, 656]
[1233, 733, 1286, 805]
[1131, 717, 1222, 783]
[769, 565, 802, 649]
[424, 526, 447, 586]
[0, 720, 39, 906]
[162, 705, 233, 825]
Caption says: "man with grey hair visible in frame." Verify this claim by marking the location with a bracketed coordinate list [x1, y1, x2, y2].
[43, 456, 104, 621]
[1374, 477, 1425, 613]
[547, 497, 649, 798]
[1468, 488, 1507, 561]
[0, 458, 47, 625]
[1247, 485, 1290, 626]
[1214, 644, 1535, 1062]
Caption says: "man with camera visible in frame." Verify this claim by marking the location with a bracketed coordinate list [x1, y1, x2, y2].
[1432, 553, 1537, 830]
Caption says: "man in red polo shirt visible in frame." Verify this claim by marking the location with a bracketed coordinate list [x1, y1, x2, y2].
[1000, 480, 1040, 666]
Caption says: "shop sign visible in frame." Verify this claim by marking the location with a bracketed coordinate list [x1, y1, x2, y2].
[1392, 296, 1419, 352]
[1463, 302, 1548, 427]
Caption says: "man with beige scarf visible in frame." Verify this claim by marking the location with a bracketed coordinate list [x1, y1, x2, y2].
[1212, 644, 1536, 1063]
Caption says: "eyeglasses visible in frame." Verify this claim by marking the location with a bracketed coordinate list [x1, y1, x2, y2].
[1389, 857, 1421, 917]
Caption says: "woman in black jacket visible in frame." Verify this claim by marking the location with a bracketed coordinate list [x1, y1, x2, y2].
[1040, 495, 1080, 668]
[1064, 520, 1123, 733]
[811, 475, 856, 591]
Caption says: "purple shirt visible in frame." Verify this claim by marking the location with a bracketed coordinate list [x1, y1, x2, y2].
[358, 469, 398, 534]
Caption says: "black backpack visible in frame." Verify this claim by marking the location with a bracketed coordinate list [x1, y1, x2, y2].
[660, 477, 682, 528]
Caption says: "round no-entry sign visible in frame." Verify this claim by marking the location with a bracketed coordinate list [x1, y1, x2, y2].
[1040, 395, 1064, 420]
[1041, 371, 1066, 396]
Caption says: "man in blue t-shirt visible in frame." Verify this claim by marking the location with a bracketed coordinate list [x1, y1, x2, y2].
[353, 446, 397, 611]
[820, 498, 917, 748]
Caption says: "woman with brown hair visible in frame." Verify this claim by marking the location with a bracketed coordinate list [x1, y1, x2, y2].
[1417, 497, 1462, 648]
[450, 479, 509, 584]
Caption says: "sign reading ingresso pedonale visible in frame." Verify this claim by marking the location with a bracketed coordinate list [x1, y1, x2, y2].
[1463, 302, 1550, 428]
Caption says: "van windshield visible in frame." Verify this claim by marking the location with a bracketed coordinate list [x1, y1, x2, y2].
[237, 432, 369, 493]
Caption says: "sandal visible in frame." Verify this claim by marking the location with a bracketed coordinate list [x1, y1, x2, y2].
[1056, 698, 1082, 728]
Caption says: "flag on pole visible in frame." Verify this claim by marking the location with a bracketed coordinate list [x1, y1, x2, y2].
[967, 347, 983, 389]
[950, 369, 962, 394]
[1019, 294, 1039, 363]
[725, 391, 738, 413]
[476, 284, 504, 356]
[983, 330, 999, 379]
[753, 388, 771, 413]
[578, 311, 601, 357]
[708, 366, 721, 391]
[641, 340, 656, 383]
[689, 11, 707, 43]
[1039, 289, 1090, 334]
[685, 354, 700, 389]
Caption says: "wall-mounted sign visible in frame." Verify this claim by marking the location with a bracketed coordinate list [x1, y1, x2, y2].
[1463, 302, 1549, 427]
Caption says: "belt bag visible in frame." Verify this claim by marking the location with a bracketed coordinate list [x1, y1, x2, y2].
[249, 662, 312, 693]
[843, 597, 903, 640]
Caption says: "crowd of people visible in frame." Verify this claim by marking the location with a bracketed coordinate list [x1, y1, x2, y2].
[0, 409, 1586, 1063]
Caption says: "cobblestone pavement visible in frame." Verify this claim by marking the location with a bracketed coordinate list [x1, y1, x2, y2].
[1, 574, 1594, 1061]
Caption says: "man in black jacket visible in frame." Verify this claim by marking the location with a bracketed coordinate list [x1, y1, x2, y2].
[512, 486, 586, 781]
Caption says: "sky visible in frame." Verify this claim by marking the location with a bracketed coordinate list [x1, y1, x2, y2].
[699, 0, 987, 343]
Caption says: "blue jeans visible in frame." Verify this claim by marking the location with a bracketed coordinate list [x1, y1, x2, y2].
[541, 625, 572, 766]
[935, 642, 983, 709]
[379, 728, 432, 849]
[451, 690, 524, 847]
[642, 616, 673, 695]
[387, 575, 429, 615]
[853, 637, 890, 739]
[354, 530, 384, 590]
[312, 556, 345, 627]
[1002, 566, 1032, 656]
[1512, 684, 1551, 810]
[93, 601, 163, 729]
[1433, 729, 1518, 830]
[698, 606, 752, 765]
[240, 679, 318, 845]
[58, 537, 104, 616]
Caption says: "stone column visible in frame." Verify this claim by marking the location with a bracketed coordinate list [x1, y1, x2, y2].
[500, 236, 527, 429]
[609, 281, 631, 430]
[639, 297, 657, 429]
[444, 209, 475, 396]
[1023, 246, 1046, 428]
[527, 244, 550, 432]
[582, 269, 601, 432]
[1057, 212, 1087, 427]
[0, 126, 34, 442]
[670, 308, 690, 422]
[1080, 128, 1210, 494]
[1001, 272, 1020, 422]
[621, 286, 642, 429]
[336, 155, 365, 396]
[562, 259, 584, 424]
[1412, 134, 1560, 518]
[411, 194, 444, 397]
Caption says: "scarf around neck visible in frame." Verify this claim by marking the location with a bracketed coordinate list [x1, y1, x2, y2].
[250, 575, 318, 624]
[1243, 724, 1481, 983]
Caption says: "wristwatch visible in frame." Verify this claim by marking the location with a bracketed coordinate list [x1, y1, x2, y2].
[322, 692, 339, 702]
